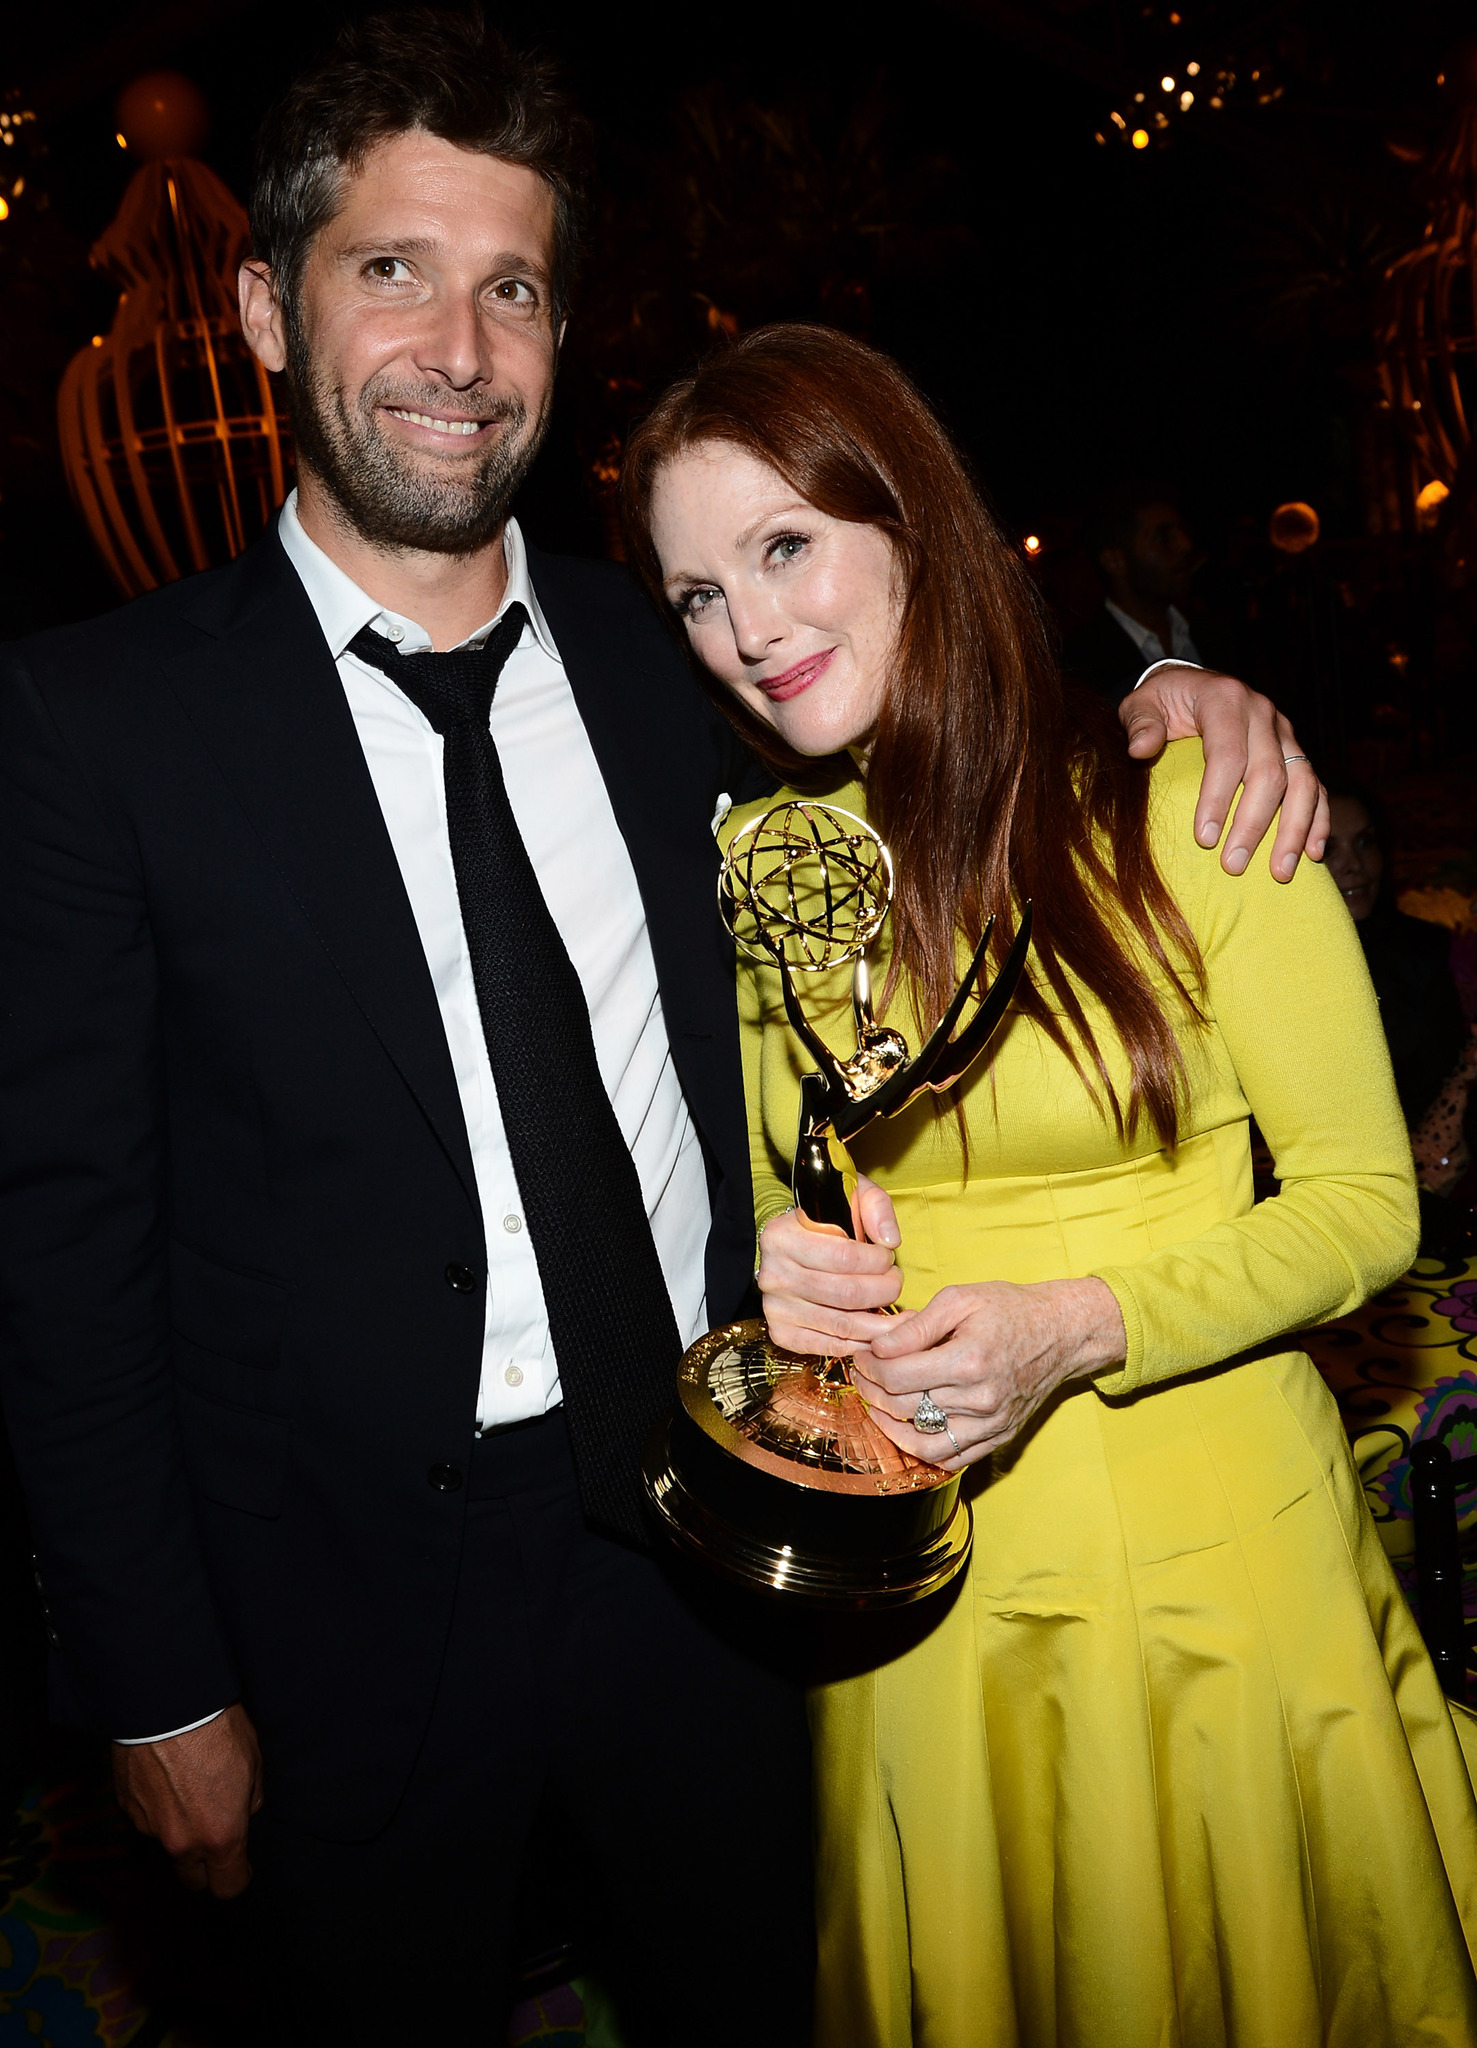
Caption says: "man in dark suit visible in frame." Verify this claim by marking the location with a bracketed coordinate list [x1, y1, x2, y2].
[1, 20, 810, 2043]
[1065, 481, 1234, 707]
[0, 12, 1327, 2043]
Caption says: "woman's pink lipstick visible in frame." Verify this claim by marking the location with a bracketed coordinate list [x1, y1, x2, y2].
[757, 647, 836, 702]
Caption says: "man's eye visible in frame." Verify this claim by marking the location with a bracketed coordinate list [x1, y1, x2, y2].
[366, 258, 413, 283]
[491, 279, 536, 305]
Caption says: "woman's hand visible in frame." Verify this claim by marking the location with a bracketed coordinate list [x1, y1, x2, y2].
[757, 1175, 903, 1358]
[850, 1276, 1127, 1469]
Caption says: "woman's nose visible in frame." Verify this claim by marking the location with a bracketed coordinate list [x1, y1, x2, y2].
[726, 593, 783, 662]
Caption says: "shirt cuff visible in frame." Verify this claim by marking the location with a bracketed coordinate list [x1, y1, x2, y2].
[1133, 658, 1205, 690]
[114, 1708, 227, 1746]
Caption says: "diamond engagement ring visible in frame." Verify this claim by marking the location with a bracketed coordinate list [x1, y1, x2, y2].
[913, 1391, 950, 1433]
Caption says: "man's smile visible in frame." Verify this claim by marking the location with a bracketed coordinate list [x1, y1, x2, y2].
[382, 405, 496, 441]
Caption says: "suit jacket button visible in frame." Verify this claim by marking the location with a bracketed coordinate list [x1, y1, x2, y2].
[427, 1463, 464, 1492]
[444, 1262, 478, 1293]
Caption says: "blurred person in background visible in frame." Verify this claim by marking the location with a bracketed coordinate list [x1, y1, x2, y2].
[1326, 778, 1475, 1198]
[1065, 480, 1231, 706]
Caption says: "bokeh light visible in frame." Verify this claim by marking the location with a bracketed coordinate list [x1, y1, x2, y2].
[1269, 502, 1321, 553]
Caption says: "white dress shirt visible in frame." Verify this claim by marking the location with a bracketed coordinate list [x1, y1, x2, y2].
[1105, 599, 1201, 669]
[277, 494, 712, 1423]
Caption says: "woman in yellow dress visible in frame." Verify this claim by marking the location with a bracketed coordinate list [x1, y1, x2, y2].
[622, 324, 1477, 2046]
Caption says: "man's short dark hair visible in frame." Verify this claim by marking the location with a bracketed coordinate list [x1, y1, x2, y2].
[1083, 479, 1181, 572]
[249, 8, 592, 330]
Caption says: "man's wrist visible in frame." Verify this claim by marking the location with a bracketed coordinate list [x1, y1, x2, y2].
[114, 1707, 228, 1746]
[1133, 658, 1205, 692]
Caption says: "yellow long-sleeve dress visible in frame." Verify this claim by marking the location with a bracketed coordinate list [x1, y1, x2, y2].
[725, 741, 1477, 2048]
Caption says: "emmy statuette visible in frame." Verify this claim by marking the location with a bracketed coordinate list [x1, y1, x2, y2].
[643, 802, 1032, 1608]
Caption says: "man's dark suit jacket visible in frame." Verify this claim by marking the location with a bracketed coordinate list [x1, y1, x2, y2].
[0, 530, 771, 1837]
[1060, 604, 1152, 706]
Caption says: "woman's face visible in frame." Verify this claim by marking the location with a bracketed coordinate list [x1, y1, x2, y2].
[648, 441, 901, 760]
[1325, 794, 1384, 922]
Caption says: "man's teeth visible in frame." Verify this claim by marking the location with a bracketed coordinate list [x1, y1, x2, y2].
[388, 408, 482, 435]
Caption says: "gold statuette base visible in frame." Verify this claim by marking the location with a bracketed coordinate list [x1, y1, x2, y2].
[642, 1320, 975, 1609]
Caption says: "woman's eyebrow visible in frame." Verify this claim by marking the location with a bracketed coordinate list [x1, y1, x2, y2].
[733, 502, 813, 551]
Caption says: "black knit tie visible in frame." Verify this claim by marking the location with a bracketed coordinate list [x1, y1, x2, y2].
[347, 608, 681, 1544]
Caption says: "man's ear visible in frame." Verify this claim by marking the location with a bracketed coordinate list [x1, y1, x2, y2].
[239, 260, 287, 374]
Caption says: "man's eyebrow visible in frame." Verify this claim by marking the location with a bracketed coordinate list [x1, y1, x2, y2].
[337, 237, 552, 283]
[337, 236, 440, 261]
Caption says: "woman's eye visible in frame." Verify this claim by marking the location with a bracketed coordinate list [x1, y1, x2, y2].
[766, 533, 809, 564]
[677, 586, 720, 620]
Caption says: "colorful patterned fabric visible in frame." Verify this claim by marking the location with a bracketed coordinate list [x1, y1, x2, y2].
[1304, 1249, 1477, 1577]
[0, 1782, 147, 2044]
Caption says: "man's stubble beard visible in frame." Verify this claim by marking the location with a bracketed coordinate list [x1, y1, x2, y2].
[284, 322, 550, 558]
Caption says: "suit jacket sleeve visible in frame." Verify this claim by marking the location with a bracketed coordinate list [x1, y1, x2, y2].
[0, 648, 239, 1735]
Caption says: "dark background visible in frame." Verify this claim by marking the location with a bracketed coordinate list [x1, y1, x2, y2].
[0, 0, 1470, 654]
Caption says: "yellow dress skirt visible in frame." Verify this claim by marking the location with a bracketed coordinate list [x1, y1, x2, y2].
[724, 742, 1477, 2048]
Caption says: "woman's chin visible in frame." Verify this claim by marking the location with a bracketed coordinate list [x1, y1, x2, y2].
[768, 713, 872, 761]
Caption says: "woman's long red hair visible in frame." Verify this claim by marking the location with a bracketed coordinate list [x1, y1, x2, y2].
[621, 325, 1201, 1145]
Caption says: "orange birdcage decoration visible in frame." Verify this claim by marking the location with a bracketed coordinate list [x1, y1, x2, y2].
[58, 158, 292, 598]
[1374, 81, 1477, 528]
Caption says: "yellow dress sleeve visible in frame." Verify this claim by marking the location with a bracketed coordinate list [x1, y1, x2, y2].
[1090, 741, 1419, 1397]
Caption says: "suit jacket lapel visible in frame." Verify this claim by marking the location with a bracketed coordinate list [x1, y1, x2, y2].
[529, 555, 721, 980]
[165, 535, 479, 1214]
[527, 549, 736, 1127]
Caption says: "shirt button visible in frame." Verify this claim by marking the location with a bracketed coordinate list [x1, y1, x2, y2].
[444, 1262, 478, 1293]
[503, 1213, 523, 1234]
[384, 623, 404, 643]
[427, 1463, 463, 1492]
[504, 1364, 524, 1388]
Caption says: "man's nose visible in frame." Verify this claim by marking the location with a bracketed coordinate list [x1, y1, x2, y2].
[413, 290, 492, 388]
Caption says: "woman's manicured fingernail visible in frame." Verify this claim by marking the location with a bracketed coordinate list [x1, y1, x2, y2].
[1224, 846, 1249, 874]
[880, 1225, 900, 1247]
[1198, 819, 1220, 846]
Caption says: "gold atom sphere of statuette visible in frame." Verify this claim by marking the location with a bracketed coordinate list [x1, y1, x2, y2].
[718, 802, 894, 971]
